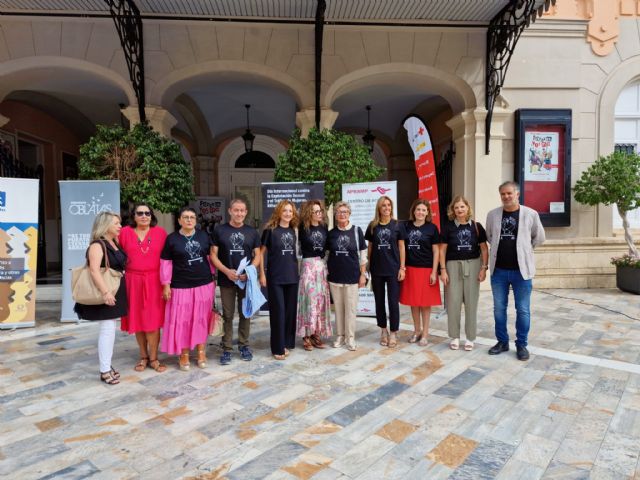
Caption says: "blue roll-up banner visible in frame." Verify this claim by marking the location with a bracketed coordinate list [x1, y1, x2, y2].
[59, 180, 120, 322]
[0, 177, 40, 329]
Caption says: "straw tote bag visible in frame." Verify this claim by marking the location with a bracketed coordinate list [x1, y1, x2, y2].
[71, 240, 122, 305]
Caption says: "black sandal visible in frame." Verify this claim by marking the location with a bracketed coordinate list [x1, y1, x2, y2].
[110, 366, 121, 379]
[100, 371, 120, 385]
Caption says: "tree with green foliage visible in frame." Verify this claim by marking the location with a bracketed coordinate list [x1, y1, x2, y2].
[275, 128, 385, 206]
[79, 123, 194, 213]
[573, 150, 640, 260]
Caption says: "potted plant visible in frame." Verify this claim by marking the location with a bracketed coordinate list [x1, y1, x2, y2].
[78, 123, 194, 217]
[275, 128, 384, 206]
[573, 150, 640, 294]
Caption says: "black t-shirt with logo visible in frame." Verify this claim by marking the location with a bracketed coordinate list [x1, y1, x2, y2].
[261, 226, 299, 284]
[365, 220, 403, 276]
[327, 226, 366, 284]
[161, 230, 213, 289]
[400, 221, 440, 268]
[211, 223, 260, 288]
[440, 220, 487, 261]
[299, 224, 328, 259]
[495, 209, 519, 270]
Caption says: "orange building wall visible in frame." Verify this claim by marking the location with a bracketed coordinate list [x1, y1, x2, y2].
[0, 100, 81, 221]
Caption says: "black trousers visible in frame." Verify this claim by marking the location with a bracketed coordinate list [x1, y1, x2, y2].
[371, 275, 400, 332]
[267, 282, 298, 355]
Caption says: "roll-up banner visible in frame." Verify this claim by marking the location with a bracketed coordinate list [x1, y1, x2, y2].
[59, 181, 120, 322]
[261, 181, 325, 225]
[259, 181, 325, 314]
[0, 177, 39, 329]
[342, 181, 397, 316]
[403, 115, 441, 230]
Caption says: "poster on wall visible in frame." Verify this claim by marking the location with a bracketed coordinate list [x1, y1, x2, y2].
[192, 196, 226, 234]
[59, 180, 120, 322]
[515, 109, 571, 227]
[0, 177, 39, 329]
[342, 181, 397, 316]
[524, 131, 560, 182]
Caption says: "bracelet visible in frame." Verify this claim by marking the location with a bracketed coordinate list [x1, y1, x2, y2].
[399, 266, 406, 270]
[481, 265, 488, 270]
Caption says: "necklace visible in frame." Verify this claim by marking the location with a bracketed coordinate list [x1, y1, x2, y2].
[180, 230, 196, 242]
[135, 228, 151, 254]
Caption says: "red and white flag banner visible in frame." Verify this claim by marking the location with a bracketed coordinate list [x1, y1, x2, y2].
[403, 115, 440, 229]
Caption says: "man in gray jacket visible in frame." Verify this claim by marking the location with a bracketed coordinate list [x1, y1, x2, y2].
[485, 181, 545, 360]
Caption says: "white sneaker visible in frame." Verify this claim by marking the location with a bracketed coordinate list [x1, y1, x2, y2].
[346, 338, 357, 351]
[332, 336, 345, 348]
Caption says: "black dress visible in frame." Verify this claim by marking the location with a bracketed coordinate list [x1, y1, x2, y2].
[74, 240, 128, 321]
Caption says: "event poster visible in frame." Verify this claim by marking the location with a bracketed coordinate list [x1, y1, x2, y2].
[403, 115, 440, 229]
[59, 180, 120, 322]
[192, 196, 226, 233]
[342, 181, 397, 316]
[0, 177, 39, 329]
[524, 131, 559, 182]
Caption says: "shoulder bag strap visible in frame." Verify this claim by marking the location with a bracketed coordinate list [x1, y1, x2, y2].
[98, 239, 111, 270]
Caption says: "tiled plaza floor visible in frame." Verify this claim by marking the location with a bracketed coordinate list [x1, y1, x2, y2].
[1, 288, 639, 479]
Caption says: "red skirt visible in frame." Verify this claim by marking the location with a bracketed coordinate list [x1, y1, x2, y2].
[400, 266, 442, 307]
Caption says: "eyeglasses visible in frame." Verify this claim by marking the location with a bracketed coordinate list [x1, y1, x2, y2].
[312, 209, 323, 214]
[336, 211, 349, 216]
[181, 216, 197, 221]
[135, 211, 152, 217]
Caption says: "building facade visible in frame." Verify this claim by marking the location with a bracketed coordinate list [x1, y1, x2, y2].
[0, 0, 637, 287]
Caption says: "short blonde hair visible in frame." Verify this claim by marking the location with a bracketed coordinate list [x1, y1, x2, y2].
[91, 211, 121, 242]
[447, 195, 473, 222]
[333, 201, 351, 216]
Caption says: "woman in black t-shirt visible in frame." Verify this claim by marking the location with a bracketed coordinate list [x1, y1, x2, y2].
[160, 207, 215, 370]
[296, 200, 331, 351]
[365, 195, 405, 348]
[399, 199, 442, 347]
[260, 200, 300, 360]
[439, 196, 488, 352]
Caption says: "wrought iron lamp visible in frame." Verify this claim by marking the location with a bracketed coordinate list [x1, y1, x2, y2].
[362, 105, 376, 153]
[242, 104, 256, 153]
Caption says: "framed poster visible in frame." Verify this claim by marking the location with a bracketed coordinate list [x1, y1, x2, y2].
[515, 109, 571, 227]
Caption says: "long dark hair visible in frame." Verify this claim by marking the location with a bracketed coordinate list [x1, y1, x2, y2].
[128, 202, 158, 227]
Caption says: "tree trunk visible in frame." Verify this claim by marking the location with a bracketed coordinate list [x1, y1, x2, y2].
[618, 205, 639, 258]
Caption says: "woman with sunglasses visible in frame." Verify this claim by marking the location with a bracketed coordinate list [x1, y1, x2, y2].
[296, 200, 331, 351]
[118, 203, 168, 373]
[160, 206, 215, 370]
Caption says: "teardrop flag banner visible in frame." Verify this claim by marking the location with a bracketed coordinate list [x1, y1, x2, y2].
[403, 115, 440, 230]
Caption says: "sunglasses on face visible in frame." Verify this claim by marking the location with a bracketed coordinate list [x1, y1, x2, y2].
[135, 211, 152, 217]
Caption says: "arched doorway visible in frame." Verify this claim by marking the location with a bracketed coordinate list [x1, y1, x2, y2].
[219, 135, 285, 227]
[614, 80, 640, 229]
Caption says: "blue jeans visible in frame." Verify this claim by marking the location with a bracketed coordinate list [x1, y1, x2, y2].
[490, 268, 532, 347]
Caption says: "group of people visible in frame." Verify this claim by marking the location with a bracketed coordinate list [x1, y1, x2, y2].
[75, 180, 545, 385]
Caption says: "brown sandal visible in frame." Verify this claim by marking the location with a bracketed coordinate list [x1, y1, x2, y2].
[134, 357, 149, 372]
[100, 371, 120, 385]
[380, 330, 389, 347]
[273, 354, 286, 361]
[149, 358, 167, 373]
[388, 332, 398, 348]
[303, 336, 314, 351]
[196, 348, 207, 369]
[310, 334, 326, 349]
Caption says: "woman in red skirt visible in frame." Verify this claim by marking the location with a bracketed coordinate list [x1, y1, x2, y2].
[399, 199, 441, 346]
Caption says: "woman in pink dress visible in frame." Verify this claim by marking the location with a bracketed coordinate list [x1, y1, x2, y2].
[119, 203, 168, 373]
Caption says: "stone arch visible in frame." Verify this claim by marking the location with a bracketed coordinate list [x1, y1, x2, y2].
[0, 56, 136, 104]
[148, 60, 313, 108]
[220, 135, 286, 171]
[324, 63, 478, 114]
[597, 56, 640, 156]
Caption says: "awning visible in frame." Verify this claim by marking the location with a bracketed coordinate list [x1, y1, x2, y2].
[1, 0, 550, 25]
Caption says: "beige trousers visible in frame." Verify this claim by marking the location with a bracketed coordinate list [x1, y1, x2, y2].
[329, 282, 359, 342]
[445, 257, 481, 341]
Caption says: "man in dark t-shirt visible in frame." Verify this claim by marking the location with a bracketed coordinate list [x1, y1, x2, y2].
[486, 181, 545, 361]
[211, 199, 261, 365]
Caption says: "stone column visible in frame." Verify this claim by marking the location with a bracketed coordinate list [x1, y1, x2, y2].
[193, 155, 217, 196]
[446, 106, 510, 225]
[121, 105, 178, 137]
[295, 108, 339, 137]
